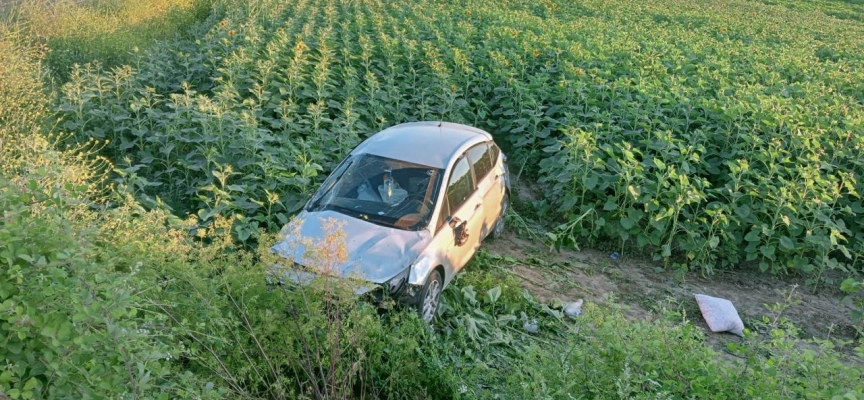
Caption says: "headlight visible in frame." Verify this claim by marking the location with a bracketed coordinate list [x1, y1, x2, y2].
[386, 266, 411, 294]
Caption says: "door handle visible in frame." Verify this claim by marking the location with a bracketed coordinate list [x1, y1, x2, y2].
[474, 203, 482, 211]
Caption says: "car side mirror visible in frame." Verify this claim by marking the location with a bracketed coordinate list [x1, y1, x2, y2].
[447, 216, 469, 247]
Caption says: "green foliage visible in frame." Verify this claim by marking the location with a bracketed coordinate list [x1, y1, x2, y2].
[503, 303, 864, 399]
[0, 177, 216, 399]
[52, 0, 864, 280]
[3, 180, 860, 398]
[438, 252, 568, 347]
[842, 277, 864, 335]
[137, 224, 424, 399]
[0, 27, 213, 399]
[61, 60, 323, 237]
[757, 0, 864, 22]
[527, 0, 864, 279]
[3, 0, 864, 397]
[414, 255, 864, 399]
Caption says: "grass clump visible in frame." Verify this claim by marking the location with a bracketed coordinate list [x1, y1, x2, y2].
[6, 0, 213, 79]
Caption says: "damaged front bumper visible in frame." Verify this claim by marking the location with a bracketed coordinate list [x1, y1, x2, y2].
[267, 262, 417, 305]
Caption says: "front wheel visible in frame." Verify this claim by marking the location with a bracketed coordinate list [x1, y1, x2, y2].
[412, 270, 443, 323]
[488, 192, 509, 240]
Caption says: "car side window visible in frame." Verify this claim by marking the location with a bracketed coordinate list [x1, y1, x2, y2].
[437, 194, 450, 230]
[488, 143, 500, 167]
[446, 156, 474, 213]
[466, 143, 494, 181]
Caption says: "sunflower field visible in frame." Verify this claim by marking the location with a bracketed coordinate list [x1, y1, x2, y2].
[55, 0, 864, 279]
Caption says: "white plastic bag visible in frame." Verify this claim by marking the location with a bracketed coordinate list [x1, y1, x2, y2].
[378, 185, 407, 205]
[564, 299, 583, 318]
[694, 294, 744, 337]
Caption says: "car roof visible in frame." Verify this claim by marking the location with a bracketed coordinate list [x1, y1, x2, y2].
[351, 122, 493, 169]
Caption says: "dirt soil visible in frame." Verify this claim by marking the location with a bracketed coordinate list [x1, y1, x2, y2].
[484, 230, 861, 352]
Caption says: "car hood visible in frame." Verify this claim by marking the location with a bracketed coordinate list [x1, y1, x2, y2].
[270, 210, 431, 284]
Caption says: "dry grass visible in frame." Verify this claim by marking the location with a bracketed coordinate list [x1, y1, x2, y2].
[5, 0, 211, 77]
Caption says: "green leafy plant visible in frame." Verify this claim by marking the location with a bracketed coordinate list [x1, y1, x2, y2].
[841, 278, 864, 336]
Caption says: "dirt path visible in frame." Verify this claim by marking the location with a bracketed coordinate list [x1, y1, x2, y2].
[484, 230, 860, 348]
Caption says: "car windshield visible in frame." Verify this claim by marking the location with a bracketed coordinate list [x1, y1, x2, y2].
[307, 153, 444, 231]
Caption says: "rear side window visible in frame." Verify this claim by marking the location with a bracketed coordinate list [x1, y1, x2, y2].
[488, 144, 500, 166]
[466, 143, 494, 180]
[446, 156, 474, 212]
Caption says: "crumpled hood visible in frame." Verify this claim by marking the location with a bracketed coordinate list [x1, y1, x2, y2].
[271, 210, 431, 284]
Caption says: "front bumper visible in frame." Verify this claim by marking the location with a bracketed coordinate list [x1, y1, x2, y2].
[268, 263, 415, 303]
[268, 263, 377, 295]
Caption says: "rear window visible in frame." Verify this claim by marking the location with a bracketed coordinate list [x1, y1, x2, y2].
[466, 143, 494, 180]
[489, 143, 500, 166]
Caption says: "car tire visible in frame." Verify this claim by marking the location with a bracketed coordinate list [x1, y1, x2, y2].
[488, 192, 509, 240]
[413, 269, 443, 323]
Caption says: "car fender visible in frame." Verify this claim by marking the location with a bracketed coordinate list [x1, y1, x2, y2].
[408, 249, 453, 287]
[407, 252, 437, 286]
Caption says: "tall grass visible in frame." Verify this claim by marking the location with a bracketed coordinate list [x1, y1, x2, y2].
[5, 0, 212, 79]
[0, 24, 105, 192]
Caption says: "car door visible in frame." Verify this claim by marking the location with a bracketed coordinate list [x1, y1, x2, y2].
[438, 154, 484, 270]
[465, 142, 505, 240]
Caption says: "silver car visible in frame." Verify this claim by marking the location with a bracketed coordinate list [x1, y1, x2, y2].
[272, 121, 510, 321]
